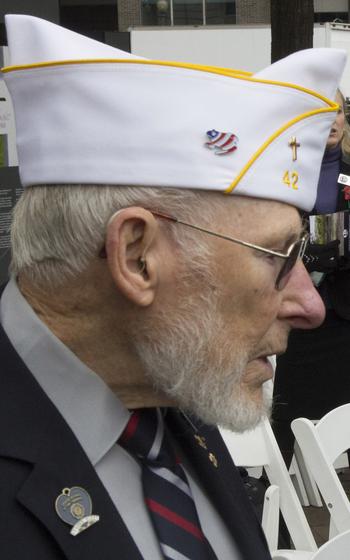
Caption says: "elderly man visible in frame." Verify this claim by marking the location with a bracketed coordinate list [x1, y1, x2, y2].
[0, 13, 345, 560]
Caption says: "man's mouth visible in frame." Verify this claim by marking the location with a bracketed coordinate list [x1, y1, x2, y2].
[253, 355, 274, 369]
[244, 356, 275, 384]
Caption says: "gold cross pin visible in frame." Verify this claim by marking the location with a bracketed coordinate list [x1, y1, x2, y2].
[288, 136, 300, 161]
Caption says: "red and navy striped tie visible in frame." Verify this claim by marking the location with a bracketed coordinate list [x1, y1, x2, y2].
[120, 408, 218, 560]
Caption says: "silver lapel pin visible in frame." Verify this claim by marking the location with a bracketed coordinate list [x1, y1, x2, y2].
[55, 486, 100, 536]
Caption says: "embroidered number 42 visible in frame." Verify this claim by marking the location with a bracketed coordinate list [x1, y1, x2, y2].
[283, 170, 299, 190]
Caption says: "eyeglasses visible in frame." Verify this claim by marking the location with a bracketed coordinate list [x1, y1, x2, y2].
[151, 210, 309, 291]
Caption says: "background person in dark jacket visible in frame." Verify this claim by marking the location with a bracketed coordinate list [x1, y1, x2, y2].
[273, 90, 350, 467]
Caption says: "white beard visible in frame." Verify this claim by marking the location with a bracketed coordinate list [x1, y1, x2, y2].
[132, 285, 271, 432]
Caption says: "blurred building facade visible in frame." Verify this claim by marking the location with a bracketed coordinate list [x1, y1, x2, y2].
[0, 1, 349, 44]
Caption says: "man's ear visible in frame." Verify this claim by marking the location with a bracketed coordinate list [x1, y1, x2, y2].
[105, 207, 160, 306]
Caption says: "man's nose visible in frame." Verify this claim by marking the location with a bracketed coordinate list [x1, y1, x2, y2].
[278, 260, 326, 329]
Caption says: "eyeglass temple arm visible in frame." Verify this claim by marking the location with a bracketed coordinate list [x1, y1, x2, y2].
[150, 210, 298, 259]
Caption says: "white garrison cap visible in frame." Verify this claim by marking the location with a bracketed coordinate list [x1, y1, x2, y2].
[2, 14, 346, 211]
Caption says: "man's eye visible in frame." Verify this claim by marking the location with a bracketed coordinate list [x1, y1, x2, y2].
[265, 254, 279, 263]
[262, 252, 286, 267]
[255, 250, 279, 263]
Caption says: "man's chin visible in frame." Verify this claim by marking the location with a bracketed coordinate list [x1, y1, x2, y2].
[182, 390, 270, 434]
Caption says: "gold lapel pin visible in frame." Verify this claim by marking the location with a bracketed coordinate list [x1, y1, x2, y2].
[55, 487, 100, 536]
[209, 453, 218, 468]
[194, 434, 208, 449]
[194, 434, 218, 467]
[181, 413, 218, 468]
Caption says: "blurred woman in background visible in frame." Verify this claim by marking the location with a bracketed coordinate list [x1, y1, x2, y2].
[273, 90, 350, 466]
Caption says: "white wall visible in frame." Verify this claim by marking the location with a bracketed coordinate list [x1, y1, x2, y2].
[131, 24, 350, 95]
[314, 0, 347, 12]
[325, 26, 350, 95]
[0, 47, 18, 166]
[131, 26, 271, 73]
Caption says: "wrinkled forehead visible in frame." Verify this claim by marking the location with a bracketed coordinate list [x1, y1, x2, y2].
[211, 195, 303, 248]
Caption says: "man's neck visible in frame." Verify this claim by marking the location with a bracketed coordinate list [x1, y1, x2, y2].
[17, 273, 174, 409]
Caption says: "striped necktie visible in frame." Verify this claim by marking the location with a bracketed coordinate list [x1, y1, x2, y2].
[119, 408, 218, 560]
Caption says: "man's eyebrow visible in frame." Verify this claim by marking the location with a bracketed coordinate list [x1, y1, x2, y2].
[260, 226, 303, 251]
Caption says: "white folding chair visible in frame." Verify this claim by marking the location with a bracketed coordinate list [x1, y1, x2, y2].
[274, 529, 350, 560]
[261, 484, 280, 552]
[291, 440, 323, 508]
[292, 403, 350, 539]
[220, 417, 317, 558]
[291, 426, 348, 509]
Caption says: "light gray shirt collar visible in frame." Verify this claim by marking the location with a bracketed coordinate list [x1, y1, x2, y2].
[0, 279, 130, 466]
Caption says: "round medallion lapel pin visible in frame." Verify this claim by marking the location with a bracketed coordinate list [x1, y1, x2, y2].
[55, 487, 100, 536]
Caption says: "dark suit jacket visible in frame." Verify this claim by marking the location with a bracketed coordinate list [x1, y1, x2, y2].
[0, 323, 271, 560]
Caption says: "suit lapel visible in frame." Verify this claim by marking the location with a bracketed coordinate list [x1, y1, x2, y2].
[0, 325, 143, 560]
[166, 409, 271, 560]
[16, 440, 143, 560]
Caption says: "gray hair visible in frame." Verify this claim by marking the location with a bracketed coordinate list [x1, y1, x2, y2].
[10, 185, 225, 287]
